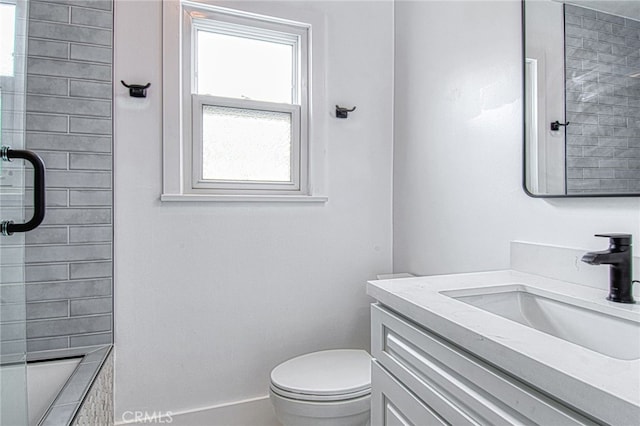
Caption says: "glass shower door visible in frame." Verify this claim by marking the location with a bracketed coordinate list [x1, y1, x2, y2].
[0, 0, 29, 424]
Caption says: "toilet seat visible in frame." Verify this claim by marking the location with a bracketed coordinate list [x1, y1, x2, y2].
[270, 384, 371, 402]
[270, 349, 371, 402]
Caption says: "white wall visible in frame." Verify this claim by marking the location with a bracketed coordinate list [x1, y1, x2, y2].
[393, 0, 640, 277]
[113, 0, 393, 420]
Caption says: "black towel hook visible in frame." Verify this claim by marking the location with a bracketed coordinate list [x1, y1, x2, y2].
[336, 105, 356, 119]
[121, 81, 151, 98]
[550, 120, 570, 131]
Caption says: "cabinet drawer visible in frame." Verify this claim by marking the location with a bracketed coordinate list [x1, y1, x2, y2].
[371, 304, 596, 426]
[372, 361, 453, 426]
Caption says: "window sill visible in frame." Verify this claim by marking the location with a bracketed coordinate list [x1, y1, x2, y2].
[160, 193, 328, 203]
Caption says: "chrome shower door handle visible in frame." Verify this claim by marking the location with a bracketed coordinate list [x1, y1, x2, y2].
[1, 147, 46, 236]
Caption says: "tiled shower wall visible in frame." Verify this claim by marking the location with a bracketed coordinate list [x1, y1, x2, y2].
[24, 0, 113, 352]
[565, 4, 640, 194]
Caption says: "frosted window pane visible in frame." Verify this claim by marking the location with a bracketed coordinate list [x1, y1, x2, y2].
[202, 105, 292, 182]
[196, 30, 293, 103]
[0, 4, 16, 77]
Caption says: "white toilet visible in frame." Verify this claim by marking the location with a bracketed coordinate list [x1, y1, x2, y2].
[269, 349, 371, 426]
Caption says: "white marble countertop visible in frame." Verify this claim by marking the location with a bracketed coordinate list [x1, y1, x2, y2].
[367, 270, 640, 425]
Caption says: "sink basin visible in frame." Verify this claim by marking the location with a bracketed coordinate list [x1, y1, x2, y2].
[443, 285, 640, 360]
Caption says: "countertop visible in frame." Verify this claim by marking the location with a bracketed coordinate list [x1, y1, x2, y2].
[366, 270, 640, 425]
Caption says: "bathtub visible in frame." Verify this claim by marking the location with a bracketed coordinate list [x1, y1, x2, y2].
[28, 357, 82, 425]
[2, 345, 112, 425]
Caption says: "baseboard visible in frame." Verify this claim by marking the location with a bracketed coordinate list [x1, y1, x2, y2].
[116, 395, 281, 426]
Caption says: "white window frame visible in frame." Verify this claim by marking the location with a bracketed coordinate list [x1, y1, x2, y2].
[191, 95, 301, 191]
[162, 1, 324, 202]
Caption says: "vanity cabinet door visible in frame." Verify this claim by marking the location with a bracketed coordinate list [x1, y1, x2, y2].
[371, 304, 597, 426]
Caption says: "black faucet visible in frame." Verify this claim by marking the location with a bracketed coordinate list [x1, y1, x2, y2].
[581, 234, 635, 304]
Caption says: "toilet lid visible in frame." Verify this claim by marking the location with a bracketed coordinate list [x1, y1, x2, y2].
[270, 349, 371, 398]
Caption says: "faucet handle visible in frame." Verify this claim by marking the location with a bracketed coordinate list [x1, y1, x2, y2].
[595, 233, 632, 247]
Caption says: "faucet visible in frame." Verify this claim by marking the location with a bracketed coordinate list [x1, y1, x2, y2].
[581, 234, 635, 304]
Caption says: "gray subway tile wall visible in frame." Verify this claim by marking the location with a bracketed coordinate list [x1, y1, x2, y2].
[565, 5, 640, 193]
[25, 0, 113, 353]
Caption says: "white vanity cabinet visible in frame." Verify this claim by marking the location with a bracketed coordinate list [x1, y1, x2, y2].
[370, 304, 598, 426]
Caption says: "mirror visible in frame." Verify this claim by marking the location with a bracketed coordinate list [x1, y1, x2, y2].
[523, 0, 640, 197]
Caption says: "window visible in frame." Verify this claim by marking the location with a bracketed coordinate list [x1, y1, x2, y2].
[0, 2, 16, 77]
[162, 2, 323, 201]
